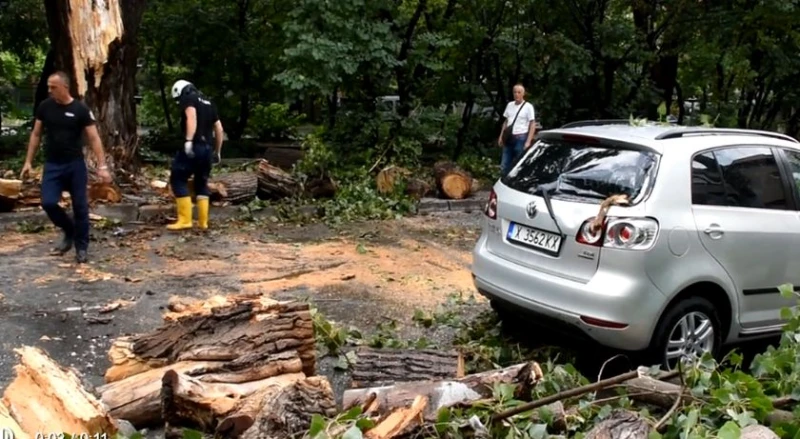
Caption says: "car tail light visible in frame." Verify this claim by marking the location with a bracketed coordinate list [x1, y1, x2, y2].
[576, 217, 658, 250]
[485, 189, 497, 220]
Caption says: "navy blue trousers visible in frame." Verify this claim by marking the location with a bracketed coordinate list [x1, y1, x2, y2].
[501, 133, 528, 177]
[41, 159, 90, 251]
[170, 142, 213, 198]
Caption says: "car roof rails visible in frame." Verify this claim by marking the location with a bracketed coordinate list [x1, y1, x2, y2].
[655, 128, 799, 144]
[560, 119, 636, 129]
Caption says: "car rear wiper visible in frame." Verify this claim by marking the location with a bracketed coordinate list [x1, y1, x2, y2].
[540, 186, 565, 238]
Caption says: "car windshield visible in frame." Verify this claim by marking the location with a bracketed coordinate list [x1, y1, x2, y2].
[501, 137, 659, 202]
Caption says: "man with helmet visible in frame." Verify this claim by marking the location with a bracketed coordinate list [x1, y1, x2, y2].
[166, 79, 224, 231]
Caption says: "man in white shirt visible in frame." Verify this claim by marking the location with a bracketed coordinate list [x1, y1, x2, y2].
[497, 84, 536, 176]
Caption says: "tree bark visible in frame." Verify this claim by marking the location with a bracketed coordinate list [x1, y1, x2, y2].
[350, 347, 464, 388]
[2, 346, 119, 437]
[240, 376, 338, 439]
[103, 295, 316, 384]
[256, 159, 300, 199]
[584, 410, 650, 439]
[100, 351, 304, 428]
[342, 361, 541, 420]
[43, 0, 146, 172]
[207, 171, 258, 204]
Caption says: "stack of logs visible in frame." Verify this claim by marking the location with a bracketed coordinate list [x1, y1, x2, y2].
[154, 158, 479, 207]
[0, 293, 790, 439]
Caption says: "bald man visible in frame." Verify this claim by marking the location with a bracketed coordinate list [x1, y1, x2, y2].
[498, 84, 536, 176]
[20, 71, 112, 264]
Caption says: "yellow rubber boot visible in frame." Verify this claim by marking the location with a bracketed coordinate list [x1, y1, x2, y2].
[197, 196, 209, 230]
[166, 196, 194, 230]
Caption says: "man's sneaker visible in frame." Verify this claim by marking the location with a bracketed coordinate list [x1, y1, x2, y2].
[76, 250, 88, 264]
[51, 233, 73, 255]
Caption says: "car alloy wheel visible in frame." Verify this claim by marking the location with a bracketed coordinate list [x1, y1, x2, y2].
[664, 311, 715, 370]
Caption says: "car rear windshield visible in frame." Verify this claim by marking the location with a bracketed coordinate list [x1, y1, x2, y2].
[501, 137, 659, 202]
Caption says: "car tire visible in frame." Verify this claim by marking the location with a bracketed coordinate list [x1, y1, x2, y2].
[647, 296, 723, 371]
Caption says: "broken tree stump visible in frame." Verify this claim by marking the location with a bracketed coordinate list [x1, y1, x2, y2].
[1, 346, 118, 437]
[104, 295, 316, 384]
[257, 159, 299, 199]
[584, 410, 650, 439]
[101, 351, 304, 428]
[350, 347, 465, 388]
[208, 171, 258, 204]
[433, 161, 473, 200]
[342, 361, 542, 421]
[240, 376, 338, 439]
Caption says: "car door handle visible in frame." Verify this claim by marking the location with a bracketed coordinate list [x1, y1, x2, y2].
[704, 225, 724, 238]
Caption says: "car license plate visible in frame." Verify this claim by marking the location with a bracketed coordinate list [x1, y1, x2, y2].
[507, 222, 562, 254]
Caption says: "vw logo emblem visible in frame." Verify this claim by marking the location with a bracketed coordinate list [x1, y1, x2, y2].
[526, 201, 538, 218]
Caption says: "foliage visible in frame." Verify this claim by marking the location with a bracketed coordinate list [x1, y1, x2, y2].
[303, 283, 800, 438]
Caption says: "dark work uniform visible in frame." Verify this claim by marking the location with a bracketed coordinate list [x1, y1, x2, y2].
[35, 97, 95, 251]
[170, 91, 220, 198]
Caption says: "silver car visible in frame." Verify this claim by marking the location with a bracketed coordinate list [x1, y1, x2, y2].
[471, 120, 800, 369]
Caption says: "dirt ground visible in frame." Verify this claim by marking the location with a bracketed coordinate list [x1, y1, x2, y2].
[0, 210, 488, 393]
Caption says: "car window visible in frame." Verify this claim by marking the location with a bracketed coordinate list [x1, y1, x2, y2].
[711, 147, 787, 210]
[782, 149, 800, 194]
[691, 152, 727, 206]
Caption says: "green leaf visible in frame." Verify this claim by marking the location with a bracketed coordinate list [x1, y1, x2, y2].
[779, 283, 795, 299]
[342, 425, 364, 439]
[308, 413, 326, 437]
[356, 417, 376, 430]
[183, 430, 204, 439]
[528, 423, 548, 439]
[718, 420, 741, 439]
[340, 405, 363, 420]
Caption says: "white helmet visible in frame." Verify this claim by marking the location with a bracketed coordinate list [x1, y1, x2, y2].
[171, 80, 192, 99]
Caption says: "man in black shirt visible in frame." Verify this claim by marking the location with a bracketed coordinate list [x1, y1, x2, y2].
[20, 71, 112, 264]
[166, 79, 224, 231]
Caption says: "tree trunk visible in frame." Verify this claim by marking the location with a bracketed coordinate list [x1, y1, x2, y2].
[208, 171, 258, 204]
[342, 361, 541, 421]
[2, 346, 119, 437]
[375, 166, 432, 200]
[584, 410, 650, 439]
[99, 351, 305, 428]
[256, 159, 300, 199]
[160, 367, 305, 434]
[240, 376, 338, 439]
[103, 295, 316, 384]
[43, 0, 146, 172]
[350, 347, 464, 388]
[433, 161, 473, 200]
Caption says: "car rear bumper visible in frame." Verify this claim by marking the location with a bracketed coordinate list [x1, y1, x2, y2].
[471, 233, 665, 351]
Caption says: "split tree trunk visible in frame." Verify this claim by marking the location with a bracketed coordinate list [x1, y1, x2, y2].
[257, 159, 300, 199]
[208, 171, 258, 204]
[44, 0, 146, 172]
[2, 346, 118, 437]
[375, 165, 433, 200]
[350, 347, 464, 388]
[100, 351, 305, 428]
[433, 161, 473, 200]
[103, 295, 317, 384]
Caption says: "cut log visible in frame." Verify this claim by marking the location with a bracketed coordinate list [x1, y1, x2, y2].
[621, 375, 684, 408]
[257, 159, 299, 199]
[88, 181, 123, 204]
[433, 161, 473, 200]
[584, 410, 650, 439]
[104, 295, 316, 384]
[0, 178, 21, 200]
[350, 347, 464, 388]
[0, 179, 41, 212]
[240, 376, 338, 439]
[101, 350, 304, 428]
[405, 178, 433, 200]
[342, 361, 541, 420]
[303, 175, 338, 199]
[160, 368, 305, 434]
[2, 346, 118, 436]
[0, 402, 29, 439]
[208, 171, 258, 204]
